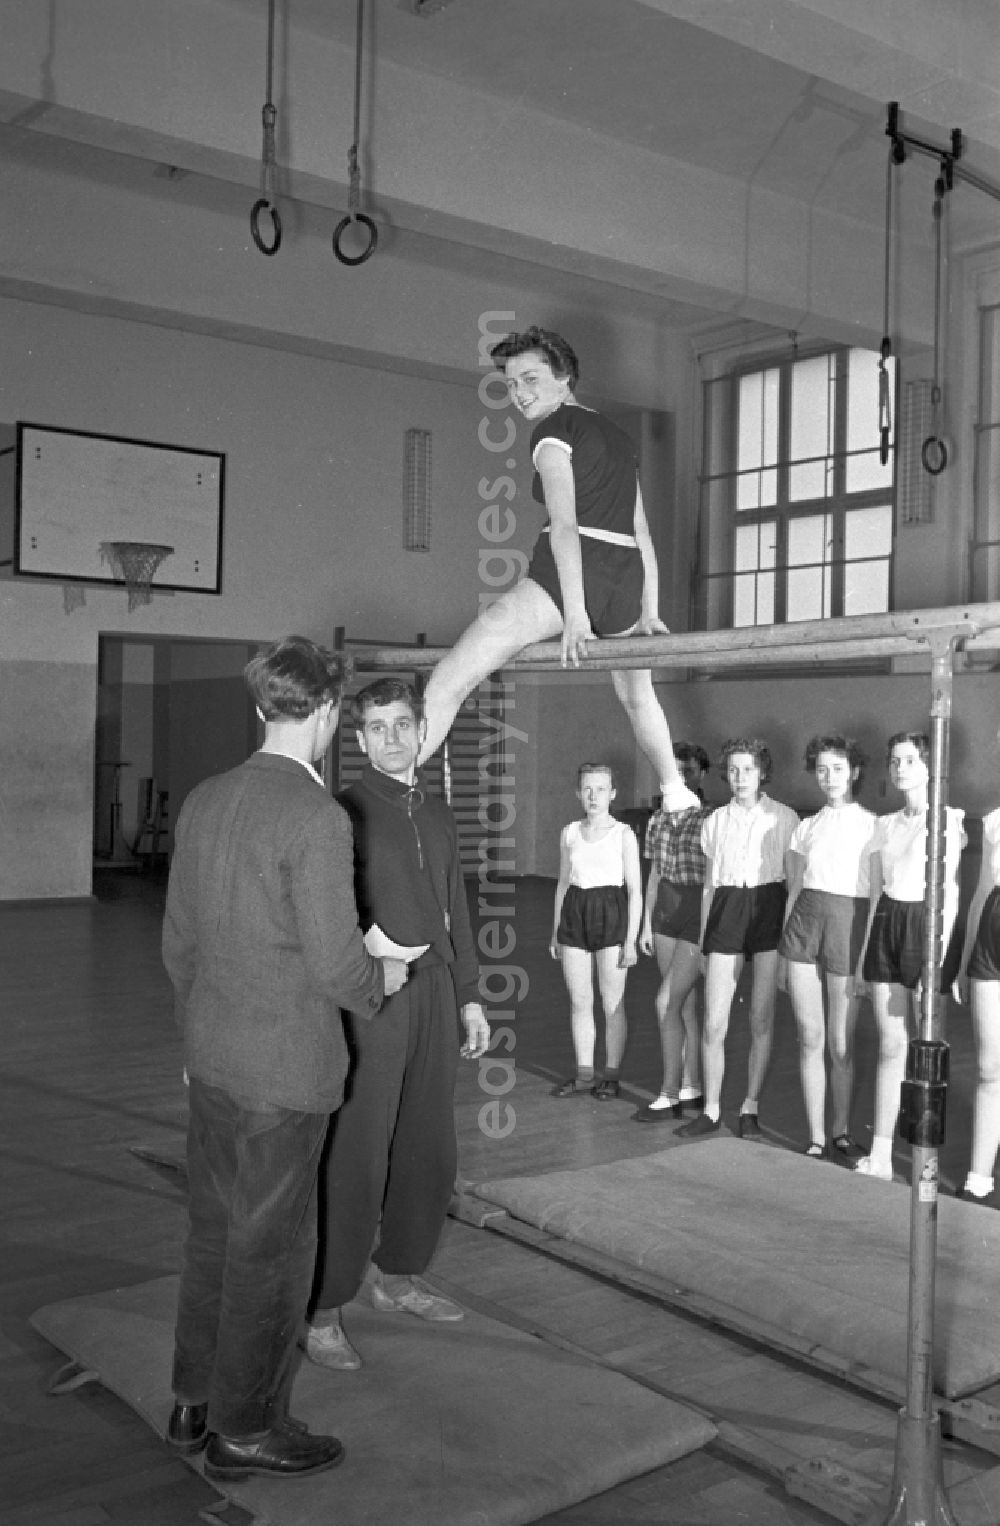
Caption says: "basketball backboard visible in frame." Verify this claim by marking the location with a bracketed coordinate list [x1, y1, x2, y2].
[15, 423, 224, 593]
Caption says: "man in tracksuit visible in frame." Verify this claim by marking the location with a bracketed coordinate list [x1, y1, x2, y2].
[306, 677, 490, 1370]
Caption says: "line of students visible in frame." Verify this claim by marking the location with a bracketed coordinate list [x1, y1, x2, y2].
[550, 732, 1000, 1202]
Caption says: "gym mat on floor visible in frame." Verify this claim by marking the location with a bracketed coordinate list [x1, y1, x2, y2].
[30, 1273, 715, 1526]
[473, 1138, 1000, 1401]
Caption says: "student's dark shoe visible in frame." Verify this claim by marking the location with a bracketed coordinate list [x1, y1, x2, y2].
[204, 1421, 345, 1481]
[829, 1133, 861, 1161]
[803, 1141, 827, 1160]
[166, 1402, 208, 1455]
[551, 1077, 588, 1097]
[591, 1078, 620, 1100]
[956, 1187, 999, 1207]
[632, 1102, 682, 1123]
[679, 1093, 704, 1112]
[676, 1113, 720, 1138]
[737, 1112, 763, 1140]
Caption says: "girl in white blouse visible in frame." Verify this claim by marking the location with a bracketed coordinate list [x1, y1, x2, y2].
[958, 798, 1000, 1203]
[857, 732, 966, 1181]
[780, 736, 876, 1161]
[677, 738, 799, 1140]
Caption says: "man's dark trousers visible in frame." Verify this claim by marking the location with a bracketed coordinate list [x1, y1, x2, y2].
[312, 965, 459, 1310]
[172, 1078, 329, 1436]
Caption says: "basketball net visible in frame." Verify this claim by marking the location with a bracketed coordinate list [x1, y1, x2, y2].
[99, 542, 174, 612]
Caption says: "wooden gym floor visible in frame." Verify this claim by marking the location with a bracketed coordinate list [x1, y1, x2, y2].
[0, 867, 990, 1525]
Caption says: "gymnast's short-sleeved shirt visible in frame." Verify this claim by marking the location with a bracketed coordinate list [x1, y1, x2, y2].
[530, 404, 637, 537]
[981, 807, 1000, 884]
[645, 805, 712, 886]
[872, 806, 966, 902]
[788, 802, 877, 898]
[701, 795, 800, 888]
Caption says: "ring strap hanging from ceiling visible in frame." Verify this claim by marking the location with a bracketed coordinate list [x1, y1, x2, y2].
[250, 0, 282, 256]
[921, 170, 951, 476]
[333, 0, 378, 266]
[878, 142, 899, 467]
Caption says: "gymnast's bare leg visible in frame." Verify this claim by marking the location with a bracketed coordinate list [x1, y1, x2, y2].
[420, 585, 694, 808]
[419, 578, 562, 763]
[611, 666, 694, 807]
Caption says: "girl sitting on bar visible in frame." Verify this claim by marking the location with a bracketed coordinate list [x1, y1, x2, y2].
[417, 327, 698, 813]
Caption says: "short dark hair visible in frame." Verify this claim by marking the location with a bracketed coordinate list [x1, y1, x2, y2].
[886, 731, 930, 765]
[244, 636, 343, 721]
[674, 742, 710, 773]
[804, 734, 866, 789]
[719, 736, 772, 785]
[577, 761, 616, 789]
[490, 326, 580, 391]
[351, 677, 423, 731]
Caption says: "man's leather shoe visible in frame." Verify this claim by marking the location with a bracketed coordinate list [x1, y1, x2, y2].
[166, 1401, 208, 1455]
[204, 1421, 345, 1482]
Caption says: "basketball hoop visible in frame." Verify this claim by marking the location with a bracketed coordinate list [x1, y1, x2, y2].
[99, 541, 174, 612]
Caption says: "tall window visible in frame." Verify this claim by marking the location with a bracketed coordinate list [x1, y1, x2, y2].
[698, 346, 896, 629]
[971, 303, 1000, 602]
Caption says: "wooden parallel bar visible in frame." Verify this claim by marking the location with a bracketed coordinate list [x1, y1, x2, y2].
[349, 601, 1000, 673]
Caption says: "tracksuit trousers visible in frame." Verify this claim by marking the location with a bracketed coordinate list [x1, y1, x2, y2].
[312, 964, 460, 1312]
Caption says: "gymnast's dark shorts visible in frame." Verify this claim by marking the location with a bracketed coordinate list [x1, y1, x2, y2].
[778, 889, 869, 978]
[651, 879, 702, 945]
[557, 884, 628, 952]
[967, 888, 1000, 980]
[702, 883, 786, 958]
[862, 893, 962, 992]
[527, 532, 643, 637]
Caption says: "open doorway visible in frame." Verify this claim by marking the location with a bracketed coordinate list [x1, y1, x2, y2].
[94, 635, 259, 869]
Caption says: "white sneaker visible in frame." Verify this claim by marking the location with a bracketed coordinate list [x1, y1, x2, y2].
[854, 1156, 893, 1182]
[304, 1320, 362, 1370]
[369, 1275, 464, 1322]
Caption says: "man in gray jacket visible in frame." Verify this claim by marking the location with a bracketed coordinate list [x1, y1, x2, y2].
[162, 635, 406, 1482]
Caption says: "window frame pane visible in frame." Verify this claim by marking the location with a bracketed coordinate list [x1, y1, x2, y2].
[700, 344, 896, 639]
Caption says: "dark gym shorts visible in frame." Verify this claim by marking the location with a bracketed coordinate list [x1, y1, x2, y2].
[702, 883, 786, 958]
[528, 531, 643, 636]
[778, 888, 869, 977]
[967, 887, 1000, 980]
[862, 893, 962, 991]
[651, 879, 702, 945]
[557, 884, 628, 952]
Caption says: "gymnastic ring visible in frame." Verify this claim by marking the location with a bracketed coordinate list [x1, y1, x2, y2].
[920, 435, 948, 476]
[332, 212, 378, 266]
[250, 198, 282, 256]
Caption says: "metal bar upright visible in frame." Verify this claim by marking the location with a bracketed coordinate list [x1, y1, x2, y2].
[883, 634, 959, 1526]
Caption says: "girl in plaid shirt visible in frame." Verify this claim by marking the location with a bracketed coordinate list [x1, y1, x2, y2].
[636, 744, 713, 1122]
